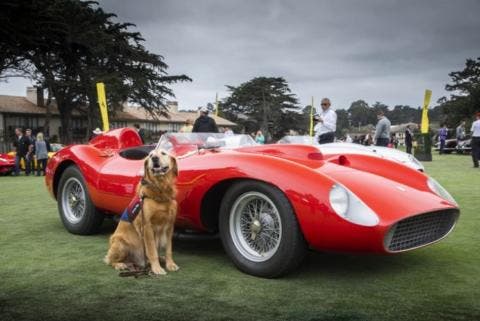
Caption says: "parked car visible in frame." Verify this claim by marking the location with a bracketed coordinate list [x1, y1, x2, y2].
[277, 135, 424, 171]
[434, 139, 457, 154]
[0, 153, 15, 175]
[456, 138, 472, 154]
[45, 128, 459, 277]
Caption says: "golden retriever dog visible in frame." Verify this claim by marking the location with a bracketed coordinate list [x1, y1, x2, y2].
[104, 149, 179, 275]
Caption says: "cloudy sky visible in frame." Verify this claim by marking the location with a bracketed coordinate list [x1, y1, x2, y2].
[1, 0, 479, 111]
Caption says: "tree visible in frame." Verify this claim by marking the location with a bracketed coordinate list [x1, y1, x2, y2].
[440, 57, 480, 127]
[0, 0, 190, 143]
[222, 77, 299, 140]
[348, 100, 376, 128]
[335, 109, 349, 136]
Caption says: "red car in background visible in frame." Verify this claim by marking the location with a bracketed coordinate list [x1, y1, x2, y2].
[45, 128, 460, 277]
[0, 153, 15, 175]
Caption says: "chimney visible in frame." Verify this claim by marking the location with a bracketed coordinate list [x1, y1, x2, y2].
[167, 101, 178, 113]
[26, 87, 44, 107]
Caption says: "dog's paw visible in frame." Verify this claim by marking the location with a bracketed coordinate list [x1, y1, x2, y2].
[166, 261, 180, 272]
[113, 263, 129, 271]
[150, 264, 167, 275]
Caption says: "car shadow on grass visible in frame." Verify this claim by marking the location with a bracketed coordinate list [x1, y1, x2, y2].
[96, 217, 432, 280]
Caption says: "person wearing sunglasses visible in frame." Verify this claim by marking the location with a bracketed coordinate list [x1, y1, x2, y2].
[314, 98, 337, 144]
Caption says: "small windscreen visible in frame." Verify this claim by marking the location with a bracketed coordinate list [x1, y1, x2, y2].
[156, 133, 257, 153]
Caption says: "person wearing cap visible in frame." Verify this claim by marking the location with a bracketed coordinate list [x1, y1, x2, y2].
[471, 112, 480, 168]
[193, 107, 218, 133]
[313, 98, 337, 144]
[180, 119, 194, 133]
[374, 110, 391, 147]
[89, 127, 103, 141]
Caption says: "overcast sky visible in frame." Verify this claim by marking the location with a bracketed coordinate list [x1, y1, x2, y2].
[1, 0, 479, 111]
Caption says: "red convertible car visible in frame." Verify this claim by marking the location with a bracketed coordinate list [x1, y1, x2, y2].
[45, 128, 459, 277]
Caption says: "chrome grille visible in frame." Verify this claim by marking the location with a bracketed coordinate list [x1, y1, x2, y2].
[385, 209, 459, 252]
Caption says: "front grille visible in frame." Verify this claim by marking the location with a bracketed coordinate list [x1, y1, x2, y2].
[385, 209, 459, 252]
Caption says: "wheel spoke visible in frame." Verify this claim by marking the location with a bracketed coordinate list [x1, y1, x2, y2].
[230, 192, 283, 262]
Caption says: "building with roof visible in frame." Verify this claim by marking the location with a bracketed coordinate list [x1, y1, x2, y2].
[0, 87, 235, 152]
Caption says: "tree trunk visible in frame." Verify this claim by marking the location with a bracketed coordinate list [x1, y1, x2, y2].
[57, 99, 73, 144]
[261, 90, 269, 142]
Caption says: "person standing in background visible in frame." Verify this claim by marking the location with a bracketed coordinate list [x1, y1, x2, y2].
[35, 132, 50, 176]
[193, 107, 218, 133]
[456, 121, 466, 141]
[374, 110, 391, 147]
[179, 119, 193, 133]
[25, 128, 35, 174]
[12, 128, 30, 176]
[438, 123, 448, 154]
[470, 112, 480, 168]
[314, 98, 337, 144]
[134, 123, 146, 144]
[255, 130, 265, 144]
[405, 125, 413, 154]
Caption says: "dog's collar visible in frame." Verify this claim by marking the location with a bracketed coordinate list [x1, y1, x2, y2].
[140, 178, 173, 203]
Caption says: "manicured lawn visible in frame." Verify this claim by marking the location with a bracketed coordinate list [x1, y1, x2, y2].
[0, 153, 479, 321]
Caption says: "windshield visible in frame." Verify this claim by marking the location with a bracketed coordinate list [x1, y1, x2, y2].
[277, 135, 317, 145]
[157, 133, 257, 154]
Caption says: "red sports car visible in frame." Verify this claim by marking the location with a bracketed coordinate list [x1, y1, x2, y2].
[45, 128, 460, 277]
[0, 153, 15, 175]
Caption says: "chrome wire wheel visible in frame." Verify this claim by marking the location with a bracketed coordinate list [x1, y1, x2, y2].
[61, 177, 86, 224]
[229, 191, 282, 262]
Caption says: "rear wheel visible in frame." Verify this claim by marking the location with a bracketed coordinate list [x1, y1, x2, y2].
[219, 181, 307, 278]
[57, 165, 104, 235]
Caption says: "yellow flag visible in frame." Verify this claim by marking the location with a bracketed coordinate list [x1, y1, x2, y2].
[96, 82, 109, 132]
[215, 92, 219, 117]
[309, 97, 314, 137]
[421, 89, 432, 134]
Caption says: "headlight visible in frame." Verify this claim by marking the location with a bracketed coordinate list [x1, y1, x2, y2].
[329, 184, 379, 226]
[427, 177, 458, 206]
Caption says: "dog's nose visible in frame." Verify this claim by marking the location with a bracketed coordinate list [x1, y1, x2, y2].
[151, 156, 159, 162]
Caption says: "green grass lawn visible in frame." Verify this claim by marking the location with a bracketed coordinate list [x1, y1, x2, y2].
[1, 154, 479, 321]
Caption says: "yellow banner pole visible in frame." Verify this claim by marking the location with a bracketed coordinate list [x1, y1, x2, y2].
[420, 89, 432, 134]
[215, 92, 219, 117]
[96, 82, 109, 132]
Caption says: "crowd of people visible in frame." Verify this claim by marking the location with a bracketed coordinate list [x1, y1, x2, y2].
[12, 127, 51, 176]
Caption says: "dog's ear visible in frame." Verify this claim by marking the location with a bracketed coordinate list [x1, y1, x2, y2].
[171, 156, 178, 176]
[143, 156, 149, 178]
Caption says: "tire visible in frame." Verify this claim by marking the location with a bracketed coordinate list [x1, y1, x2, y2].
[219, 181, 307, 278]
[57, 165, 104, 235]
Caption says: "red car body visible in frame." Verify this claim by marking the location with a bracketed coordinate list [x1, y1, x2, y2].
[45, 128, 459, 276]
[0, 153, 15, 175]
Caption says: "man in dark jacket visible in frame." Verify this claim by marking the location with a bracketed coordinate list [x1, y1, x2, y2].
[192, 107, 218, 133]
[13, 128, 30, 176]
[405, 125, 413, 154]
[25, 128, 35, 173]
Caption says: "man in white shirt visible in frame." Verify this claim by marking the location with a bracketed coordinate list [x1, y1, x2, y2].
[314, 98, 337, 144]
[471, 112, 480, 168]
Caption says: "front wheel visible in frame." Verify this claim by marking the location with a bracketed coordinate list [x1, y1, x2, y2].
[57, 165, 104, 235]
[219, 181, 307, 278]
